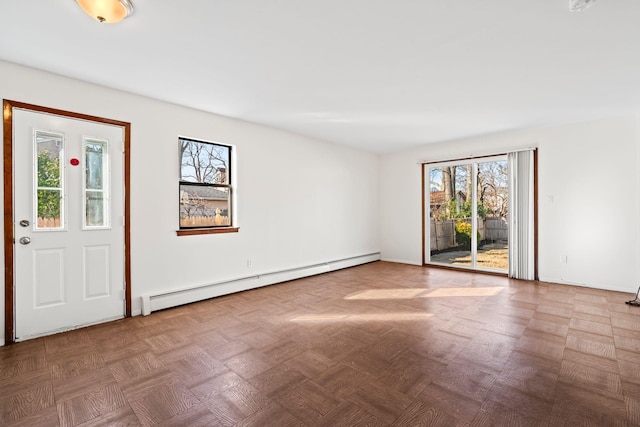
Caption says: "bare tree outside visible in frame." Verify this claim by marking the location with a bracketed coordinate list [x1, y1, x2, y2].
[478, 161, 508, 217]
[180, 139, 228, 184]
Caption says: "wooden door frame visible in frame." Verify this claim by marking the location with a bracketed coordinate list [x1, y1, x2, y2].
[3, 100, 132, 344]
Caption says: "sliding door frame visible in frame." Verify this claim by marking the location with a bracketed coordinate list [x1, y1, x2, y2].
[421, 151, 538, 279]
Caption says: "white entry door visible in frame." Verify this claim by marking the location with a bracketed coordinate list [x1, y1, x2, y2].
[13, 108, 125, 341]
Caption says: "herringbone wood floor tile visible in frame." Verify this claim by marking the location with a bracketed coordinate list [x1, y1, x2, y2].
[2, 261, 640, 425]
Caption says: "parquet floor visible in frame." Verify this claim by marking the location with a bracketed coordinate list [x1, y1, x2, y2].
[2, 261, 640, 426]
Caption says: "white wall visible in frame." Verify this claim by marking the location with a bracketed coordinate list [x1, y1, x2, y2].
[0, 60, 380, 344]
[380, 115, 640, 293]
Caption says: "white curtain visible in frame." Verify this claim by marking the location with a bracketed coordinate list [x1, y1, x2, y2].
[508, 149, 535, 280]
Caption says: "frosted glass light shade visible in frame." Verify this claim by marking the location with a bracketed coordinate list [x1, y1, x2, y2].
[569, 0, 596, 12]
[76, 0, 133, 23]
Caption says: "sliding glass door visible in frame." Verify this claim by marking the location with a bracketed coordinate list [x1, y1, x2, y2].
[426, 156, 508, 272]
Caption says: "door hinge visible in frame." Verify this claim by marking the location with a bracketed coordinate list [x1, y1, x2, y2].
[120, 289, 126, 301]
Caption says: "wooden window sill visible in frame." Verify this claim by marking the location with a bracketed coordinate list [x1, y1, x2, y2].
[177, 227, 239, 236]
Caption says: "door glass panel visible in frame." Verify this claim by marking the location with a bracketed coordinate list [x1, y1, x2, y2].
[477, 160, 509, 271]
[428, 158, 508, 272]
[85, 191, 105, 227]
[428, 165, 471, 267]
[35, 131, 64, 230]
[84, 139, 109, 228]
[86, 142, 104, 190]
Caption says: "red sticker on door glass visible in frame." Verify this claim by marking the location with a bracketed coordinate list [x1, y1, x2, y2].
[70, 158, 80, 166]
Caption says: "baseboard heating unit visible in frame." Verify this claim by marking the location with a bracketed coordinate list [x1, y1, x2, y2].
[140, 252, 381, 316]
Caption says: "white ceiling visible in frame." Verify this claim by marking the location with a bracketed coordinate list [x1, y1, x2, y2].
[1, 1, 640, 153]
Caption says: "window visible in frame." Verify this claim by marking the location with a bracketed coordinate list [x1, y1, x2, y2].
[179, 137, 236, 233]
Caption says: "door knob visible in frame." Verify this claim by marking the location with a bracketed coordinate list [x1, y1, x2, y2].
[19, 237, 31, 245]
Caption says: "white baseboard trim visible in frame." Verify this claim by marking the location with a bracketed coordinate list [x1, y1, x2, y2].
[538, 276, 636, 294]
[380, 258, 422, 266]
[140, 252, 381, 315]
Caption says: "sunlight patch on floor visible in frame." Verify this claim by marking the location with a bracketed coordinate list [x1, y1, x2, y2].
[344, 286, 505, 300]
[290, 312, 434, 323]
[344, 288, 426, 300]
[423, 287, 504, 298]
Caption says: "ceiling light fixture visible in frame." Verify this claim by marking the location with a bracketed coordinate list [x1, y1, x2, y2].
[76, 0, 133, 23]
[569, 0, 596, 12]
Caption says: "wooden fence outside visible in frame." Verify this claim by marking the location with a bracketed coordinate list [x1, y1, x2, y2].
[430, 217, 507, 251]
[37, 217, 61, 228]
[180, 215, 230, 228]
[37, 215, 232, 228]
[485, 217, 508, 241]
